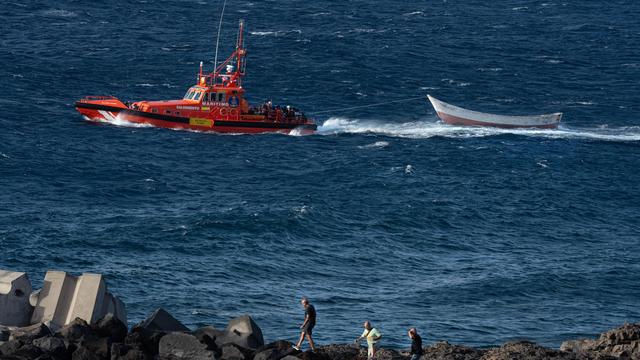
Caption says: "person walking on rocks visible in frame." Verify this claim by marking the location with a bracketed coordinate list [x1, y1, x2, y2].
[357, 321, 382, 360]
[294, 297, 316, 351]
[408, 328, 424, 360]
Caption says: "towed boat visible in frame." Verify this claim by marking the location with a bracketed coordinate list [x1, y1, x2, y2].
[75, 20, 317, 135]
[427, 95, 562, 129]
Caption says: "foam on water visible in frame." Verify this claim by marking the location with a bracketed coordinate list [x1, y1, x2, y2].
[90, 113, 154, 129]
[318, 117, 640, 142]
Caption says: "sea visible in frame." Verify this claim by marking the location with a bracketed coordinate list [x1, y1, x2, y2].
[1, 0, 639, 350]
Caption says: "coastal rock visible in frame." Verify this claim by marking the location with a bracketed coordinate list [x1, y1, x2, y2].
[158, 332, 216, 360]
[312, 344, 361, 360]
[32, 336, 68, 358]
[423, 341, 485, 360]
[91, 314, 128, 343]
[133, 308, 189, 334]
[364, 348, 402, 360]
[0, 327, 9, 341]
[111, 342, 150, 360]
[57, 318, 94, 344]
[124, 331, 164, 357]
[11, 343, 44, 359]
[72, 345, 103, 360]
[8, 322, 51, 342]
[254, 341, 296, 360]
[560, 323, 640, 359]
[480, 341, 575, 360]
[282, 356, 301, 360]
[297, 350, 331, 360]
[129, 308, 189, 356]
[0, 339, 23, 356]
[193, 324, 223, 358]
[221, 343, 254, 360]
[83, 336, 112, 359]
[216, 315, 264, 350]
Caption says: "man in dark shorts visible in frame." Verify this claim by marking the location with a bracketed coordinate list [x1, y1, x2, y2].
[408, 328, 424, 360]
[294, 297, 316, 351]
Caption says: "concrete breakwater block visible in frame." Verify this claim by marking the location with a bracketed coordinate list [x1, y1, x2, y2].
[217, 315, 265, 350]
[30, 270, 126, 329]
[0, 270, 33, 327]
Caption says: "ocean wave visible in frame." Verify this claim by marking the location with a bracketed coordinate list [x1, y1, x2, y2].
[318, 117, 640, 142]
[41, 9, 77, 18]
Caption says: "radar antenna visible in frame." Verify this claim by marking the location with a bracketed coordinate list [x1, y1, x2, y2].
[213, 0, 228, 75]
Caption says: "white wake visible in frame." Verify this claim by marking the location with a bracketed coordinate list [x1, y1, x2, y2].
[318, 117, 640, 142]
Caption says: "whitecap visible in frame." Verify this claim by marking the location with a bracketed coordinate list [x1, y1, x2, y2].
[250, 31, 276, 36]
[42, 9, 77, 18]
[358, 141, 390, 149]
[537, 160, 549, 168]
[478, 67, 503, 72]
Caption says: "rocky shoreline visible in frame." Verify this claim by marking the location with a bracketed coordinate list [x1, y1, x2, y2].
[1, 308, 639, 360]
[2, 270, 639, 360]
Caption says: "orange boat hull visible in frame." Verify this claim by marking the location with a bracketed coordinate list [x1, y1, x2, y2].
[75, 100, 317, 135]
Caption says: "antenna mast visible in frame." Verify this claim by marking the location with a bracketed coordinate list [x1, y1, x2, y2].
[213, 0, 228, 76]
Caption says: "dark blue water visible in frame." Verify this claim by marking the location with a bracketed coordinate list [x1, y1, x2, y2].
[1, 0, 640, 349]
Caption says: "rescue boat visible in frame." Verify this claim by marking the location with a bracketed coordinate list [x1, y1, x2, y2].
[75, 20, 317, 135]
[428, 95, 562, 129]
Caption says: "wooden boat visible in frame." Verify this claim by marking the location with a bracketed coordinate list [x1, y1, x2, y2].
[427, 95, 562, 129]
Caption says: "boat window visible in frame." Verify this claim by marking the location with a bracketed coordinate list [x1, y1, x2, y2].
[194, 92, 202, 101]
[183, 90, 193, 100]
[218, 92, 225, 102]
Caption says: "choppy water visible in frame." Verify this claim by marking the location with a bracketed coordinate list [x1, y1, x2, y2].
[1, 0, 640, 349]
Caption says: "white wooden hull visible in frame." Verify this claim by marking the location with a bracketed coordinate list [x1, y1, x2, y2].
[427, 95, 562, 129]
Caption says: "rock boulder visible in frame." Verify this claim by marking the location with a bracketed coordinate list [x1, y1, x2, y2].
[561, 323, 640, 359]
[481, 341, 575, 360]
[133, 308, 189, 334]
[158, 332, 216, 360]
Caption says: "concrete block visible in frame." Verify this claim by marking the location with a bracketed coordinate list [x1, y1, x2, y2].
[66, 273, 106, 324]
[0, 270, 33, 327]
[30, 271, 77, 327]
[31, 271, 126, 328]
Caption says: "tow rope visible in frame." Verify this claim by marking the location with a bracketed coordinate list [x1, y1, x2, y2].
[309, 95, 427, 115]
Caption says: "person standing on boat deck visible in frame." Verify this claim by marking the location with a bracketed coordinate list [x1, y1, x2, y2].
[408, 328, 423, 360]
[357, 321, 382, 360]
[293, 297, 316, 351]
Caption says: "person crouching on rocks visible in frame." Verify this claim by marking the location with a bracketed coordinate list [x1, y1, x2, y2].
[357, 321, 382, 360]
[408, 328, 424, 360]
[294, 297, 316, 351]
